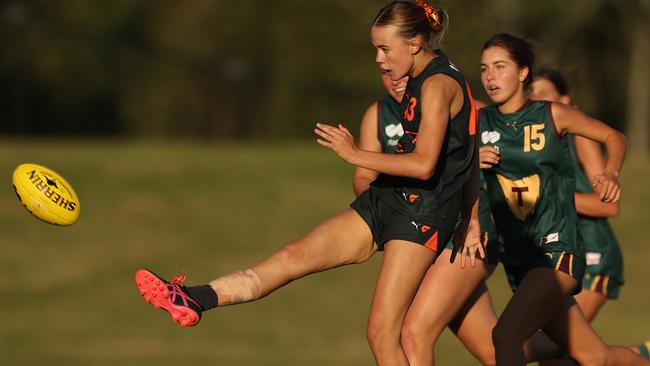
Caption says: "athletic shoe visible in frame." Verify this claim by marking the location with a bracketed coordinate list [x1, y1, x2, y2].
[135, 269, 202, 327]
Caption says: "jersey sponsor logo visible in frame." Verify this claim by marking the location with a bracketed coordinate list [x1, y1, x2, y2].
[384, 123, 404, 138]
[586, 252, 602, 265]
[496, 173, 540, 221]
[540, 232, 559, 246]
[481, 131, 501, 144]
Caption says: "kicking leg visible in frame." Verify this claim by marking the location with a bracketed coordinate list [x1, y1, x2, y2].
[135, 208, 377, 326]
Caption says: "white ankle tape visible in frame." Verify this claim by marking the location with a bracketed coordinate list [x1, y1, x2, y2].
[210, 269, 262, 305]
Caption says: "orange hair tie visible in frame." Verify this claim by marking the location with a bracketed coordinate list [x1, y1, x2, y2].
[416, 0, 441, 27]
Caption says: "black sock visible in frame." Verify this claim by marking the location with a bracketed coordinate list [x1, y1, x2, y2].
[185, 285, 218, 311]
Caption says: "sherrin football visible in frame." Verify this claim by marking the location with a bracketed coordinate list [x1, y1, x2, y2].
[12, 163, 80, 226]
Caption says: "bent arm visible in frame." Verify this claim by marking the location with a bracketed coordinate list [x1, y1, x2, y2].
[349, 75, 461, 180]
[553, 103, 626, 177]
[573, 135, 620, 218]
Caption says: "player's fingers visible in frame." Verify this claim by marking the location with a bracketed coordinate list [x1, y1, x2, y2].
[316, 139, 332, 148]
[612, 187, 621, 203]
[314, 128, 333, 142]
[460, 247, 467, 269]
[478, 241, 486, 259]
[598, 180, 608, 200]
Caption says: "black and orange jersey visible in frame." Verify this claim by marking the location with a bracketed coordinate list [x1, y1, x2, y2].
[371, 50, 478, 232]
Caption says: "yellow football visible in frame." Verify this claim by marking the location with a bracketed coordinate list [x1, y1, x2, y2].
[12, 163, 80, 226]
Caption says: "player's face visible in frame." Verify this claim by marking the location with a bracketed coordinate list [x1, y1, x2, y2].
[530, 78, 561, 103]
[380, 70, 408, 103]
[372, 25, 413, 81]
[480, 46, 528, 105]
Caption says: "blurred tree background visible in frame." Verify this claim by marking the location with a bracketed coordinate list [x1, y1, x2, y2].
[1, 0, 648, 153]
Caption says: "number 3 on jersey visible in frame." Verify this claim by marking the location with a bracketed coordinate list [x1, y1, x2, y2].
[524, 123, 545, 152]
[404, 97, 417, 122]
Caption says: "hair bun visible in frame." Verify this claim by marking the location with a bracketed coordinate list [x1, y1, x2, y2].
[416, 0, 443, 31]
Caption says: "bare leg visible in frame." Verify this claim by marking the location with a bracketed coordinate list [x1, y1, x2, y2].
[210, 208, 377, 305]
[493, 268, 650, 366]
[535, 289, 608, 366]
[448, 282, 499, 366]
[492, 268, 580, 365]
[367, 240, 437, 366]
[400, 248, 494, 365]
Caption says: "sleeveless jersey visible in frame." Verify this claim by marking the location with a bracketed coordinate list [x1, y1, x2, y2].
[479, 100, 581, 265]
[378, 96, 404, 153]
[568, 136, 623, 280]
[371, 50, 478, 232]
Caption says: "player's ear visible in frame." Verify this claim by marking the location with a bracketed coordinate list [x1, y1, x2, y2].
[408, 37, 422, 55]
[559, 95, 571, 105]
[519, 66, 529, 84]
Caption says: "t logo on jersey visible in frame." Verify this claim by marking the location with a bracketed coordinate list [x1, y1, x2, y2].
[404, 97, 417, 122]
[496, 173, 540, 221]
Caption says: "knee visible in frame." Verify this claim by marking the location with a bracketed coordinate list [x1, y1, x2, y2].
[473, 345, 496, 366]
[572, 347, 610, 366]
[275, 241, 306, 268]
[492, 320, 520, 350]
[400, 320, 438, 356]
[367, 319, 400, 353]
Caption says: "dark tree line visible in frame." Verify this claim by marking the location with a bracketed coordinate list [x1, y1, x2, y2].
[1, 0, 647, 154]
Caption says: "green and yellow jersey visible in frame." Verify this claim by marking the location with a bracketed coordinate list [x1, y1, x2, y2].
[479, 100, 583, 266]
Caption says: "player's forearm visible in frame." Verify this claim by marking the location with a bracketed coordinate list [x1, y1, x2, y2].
[575, 192, 620, 218]
[603, 131, 626, 177]
[349, 150, 438, 180]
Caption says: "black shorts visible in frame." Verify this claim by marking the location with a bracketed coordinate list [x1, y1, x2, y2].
[351, 188, 452, 252]
[503, 251, 586, 295]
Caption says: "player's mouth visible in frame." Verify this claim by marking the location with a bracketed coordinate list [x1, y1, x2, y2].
[393, 85, 406, 94]
[487, 84, 501, 95]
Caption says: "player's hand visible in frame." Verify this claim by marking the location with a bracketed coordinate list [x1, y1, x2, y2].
[479, 146, 499, 169]
[592, 172, 621, 203]
[315, 123, 358, 163]
[450, 218, 485, 268]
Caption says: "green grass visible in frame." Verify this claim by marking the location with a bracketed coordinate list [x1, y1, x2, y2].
[0, 139, 648, 365]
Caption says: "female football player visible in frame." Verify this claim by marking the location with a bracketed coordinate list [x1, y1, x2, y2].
[355, 66, 500, 365]
[479, 32, 649, 365]
[135, 2, 480, 365]
[528, 67, 650, 364]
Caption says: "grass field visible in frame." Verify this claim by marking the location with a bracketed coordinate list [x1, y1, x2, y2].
[1, 139, 648, 365]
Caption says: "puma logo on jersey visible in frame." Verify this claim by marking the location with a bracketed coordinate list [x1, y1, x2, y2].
[481, 131, 501, 144]
[385, 123, 404, 138]
[411, 221, 431, 233]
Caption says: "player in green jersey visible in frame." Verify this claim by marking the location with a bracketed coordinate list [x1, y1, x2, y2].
[479, 33, 648, 366]
[529, 67, 650, 363]
[135, 2, 480, 365]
